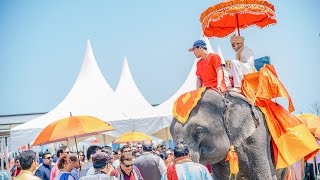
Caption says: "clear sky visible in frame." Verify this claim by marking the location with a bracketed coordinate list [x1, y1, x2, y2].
[1, 0, 319, 115]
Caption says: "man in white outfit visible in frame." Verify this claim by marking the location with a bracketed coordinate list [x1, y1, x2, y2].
[228, 35, 256, 93]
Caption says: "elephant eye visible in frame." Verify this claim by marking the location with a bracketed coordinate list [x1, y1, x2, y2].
[193, 126, 204, 141]
[196, 126, 204, 133]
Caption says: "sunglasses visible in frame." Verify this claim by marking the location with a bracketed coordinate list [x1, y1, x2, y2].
[45, 157, 53, 160]
[231, 43, 242, 47]
[122, 163, 133, 167]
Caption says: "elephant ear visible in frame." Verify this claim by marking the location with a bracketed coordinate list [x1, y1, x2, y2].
[224, 92, 262, 146]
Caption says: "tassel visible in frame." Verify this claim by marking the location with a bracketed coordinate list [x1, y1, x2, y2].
[226, 145, 239, 179]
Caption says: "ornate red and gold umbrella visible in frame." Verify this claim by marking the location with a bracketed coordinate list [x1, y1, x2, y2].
[200, 0, 277, 38]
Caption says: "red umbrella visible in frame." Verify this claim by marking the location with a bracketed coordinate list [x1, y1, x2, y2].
[200, 0, 277, 38]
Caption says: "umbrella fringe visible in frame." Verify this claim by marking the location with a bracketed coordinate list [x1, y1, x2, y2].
[202, 10, 276, 28]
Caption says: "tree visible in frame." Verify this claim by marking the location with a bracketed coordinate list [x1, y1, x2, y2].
[309, 101, 320, 116]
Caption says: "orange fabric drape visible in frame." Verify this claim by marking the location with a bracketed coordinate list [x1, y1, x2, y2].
[241, 64, 320, 169]
[173, 87, 206, 124]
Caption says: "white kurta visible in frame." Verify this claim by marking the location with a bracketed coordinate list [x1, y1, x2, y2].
[229, 46, 256, 87]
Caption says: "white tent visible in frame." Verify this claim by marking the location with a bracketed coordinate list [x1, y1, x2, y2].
[9, 40, 128, 151]
[115, 57, 162, 118]
[155, 35, 214, 116]
[109, 57, 171, 135]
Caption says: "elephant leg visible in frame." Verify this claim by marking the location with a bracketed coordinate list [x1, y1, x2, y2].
[241, 121, 277, 180]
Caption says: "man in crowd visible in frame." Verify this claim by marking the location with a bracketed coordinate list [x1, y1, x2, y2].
[112, 145, 132, 169]
[111, 153, 143, 179]
[15, 150, 40, 180]
[80, 151, 117, 179]
[134, 140, 166, 180]
[35, 151, 53, 180]
[80, 145, 102, 177]
[86, 145, 113, 176]
[167, 142, 213, 180]
[136, 143, 143, 153]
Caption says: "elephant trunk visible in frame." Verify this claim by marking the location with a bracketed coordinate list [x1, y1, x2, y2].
[189, 144, 200, 163]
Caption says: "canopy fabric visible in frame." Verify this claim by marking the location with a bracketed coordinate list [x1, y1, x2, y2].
[242, 64, 319, 169]
[115, 57, 161, 118]
[200, 0, 277, 37]
[108, 57, 172, 137]
[9, 41, 128, 151]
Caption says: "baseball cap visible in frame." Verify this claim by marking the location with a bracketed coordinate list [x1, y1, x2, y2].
[188, 40, 207, 52]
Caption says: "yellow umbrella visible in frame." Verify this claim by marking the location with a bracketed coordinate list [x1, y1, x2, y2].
[152, 127, 172, 141]
[296, 114, 320, 139]
[114, 131, 152, 144]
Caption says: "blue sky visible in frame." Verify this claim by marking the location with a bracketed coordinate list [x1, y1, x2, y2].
[1, 0, 319, 115]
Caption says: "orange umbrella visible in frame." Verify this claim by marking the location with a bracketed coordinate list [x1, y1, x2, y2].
[33, 115, 115, 146]
[114, 131, 152, 144]
[200, 0, 277, 38]
[296, 114, 320, 139]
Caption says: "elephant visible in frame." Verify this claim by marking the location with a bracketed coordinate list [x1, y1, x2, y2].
[170, 89, 287, 180]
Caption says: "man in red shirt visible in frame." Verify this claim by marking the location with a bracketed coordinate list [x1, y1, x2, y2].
[188, 40, 227, 92]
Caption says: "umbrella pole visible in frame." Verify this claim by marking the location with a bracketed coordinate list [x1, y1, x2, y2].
[74, 137, 81, 172]
[236, 13, 240, 36]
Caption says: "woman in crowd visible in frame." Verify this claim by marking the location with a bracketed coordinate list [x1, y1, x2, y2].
[11, 156, 22, 178]
[78, 151, 86, 168]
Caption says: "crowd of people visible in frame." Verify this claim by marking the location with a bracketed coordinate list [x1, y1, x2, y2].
[4, 141, 212, 180]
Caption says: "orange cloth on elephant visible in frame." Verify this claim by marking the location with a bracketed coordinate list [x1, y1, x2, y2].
[196, 53, 227, 91]
[241, 64, 320, 169]
[173, 87, 206, 124]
